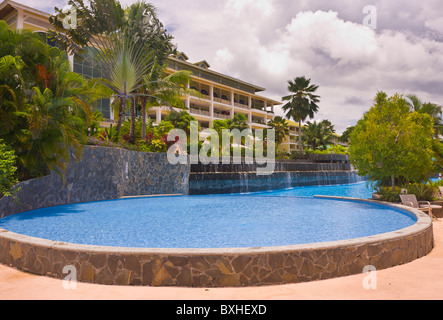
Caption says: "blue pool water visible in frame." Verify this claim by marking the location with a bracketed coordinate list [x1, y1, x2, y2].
[0, 182, 417, 249]
[254, 181, 376, 199]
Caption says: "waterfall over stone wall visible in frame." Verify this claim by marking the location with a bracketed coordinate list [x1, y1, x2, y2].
[189, 155, 367, 195]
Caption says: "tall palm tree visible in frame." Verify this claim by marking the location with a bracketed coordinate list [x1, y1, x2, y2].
[267, 116, 290, 147]
[282, 76, 320, 152]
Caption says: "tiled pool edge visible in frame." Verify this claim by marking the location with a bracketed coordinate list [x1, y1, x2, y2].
[0, 198, 434, 287]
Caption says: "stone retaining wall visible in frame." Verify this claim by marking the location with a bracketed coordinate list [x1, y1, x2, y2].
[0, 146, 190, 219]
[0, 198, 434, 287]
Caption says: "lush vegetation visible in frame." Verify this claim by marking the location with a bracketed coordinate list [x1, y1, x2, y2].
[0, 21, 94, 182]
[0, 0, 191, 199]
[302, 120, 335, 151]
[49, 0, 179, 143]
[0, 140, 19, 200]
[268, 116, 290, 148]
[349, 91, 442, 192]
[376, 182, 440, 203]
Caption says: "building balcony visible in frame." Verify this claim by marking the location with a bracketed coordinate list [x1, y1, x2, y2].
[213, 112, 231, 120]
[190, 92, 211, 102]
[190, 108, 211, 117]
[251, 106, 268, 114]
[213, 97, 231, 106]
[252, 118, 267, 125]
[233, 101, 250, 110]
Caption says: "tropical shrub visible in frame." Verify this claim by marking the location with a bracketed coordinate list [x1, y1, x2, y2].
[0, 140, 19, 199]
[139, 120, 175, 153]
[403, 183, 435, 202]
[0, 21, 94, 180]
[87, 111, 105, 137]
[377, 186, 402, 203]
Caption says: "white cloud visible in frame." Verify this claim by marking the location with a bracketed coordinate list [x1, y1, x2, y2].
[425, 17, 443, 34]
[225, 0, 275, 17]
[203, 7, 443, 133]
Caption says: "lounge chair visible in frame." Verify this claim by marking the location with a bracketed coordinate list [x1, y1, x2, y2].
[400, 194, 441, 219]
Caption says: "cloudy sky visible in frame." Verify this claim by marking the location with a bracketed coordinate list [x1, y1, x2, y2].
[21, 0, 443, 133]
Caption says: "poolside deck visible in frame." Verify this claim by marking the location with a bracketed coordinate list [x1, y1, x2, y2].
[1, 220, 443, 300]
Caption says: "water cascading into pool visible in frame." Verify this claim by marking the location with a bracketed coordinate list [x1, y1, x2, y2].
[189, 155, 367, 195]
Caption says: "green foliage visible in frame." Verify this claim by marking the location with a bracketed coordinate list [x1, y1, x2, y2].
[377, 182, 435, 203]
[404, 183, 435, 202]
[164, 110, 197, 134]
[0, 140, 19, 199]
[87, 111, 105, 137]
[377, 186, 402, 203]
[349, 92, 436, 189]
[268, 116, 290, 146]
[0, 22, 93, 180]
[339, 126, 355, 144]
[99, 124, 119, 143]
[330, 144, 349, 155]
[406, 94, 443, 139]
[139, 120, 174, 153]
[302, 120, 335, 151]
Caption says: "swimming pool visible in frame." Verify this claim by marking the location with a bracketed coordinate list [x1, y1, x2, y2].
[255, 181, 375, 199]
[0, 182, 433, 287]
[0, 182, 414, 249]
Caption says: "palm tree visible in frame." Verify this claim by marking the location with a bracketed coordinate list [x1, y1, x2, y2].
[0, 21, 93, 180]
[227, 113, 249, 131]
[88, 31, 155, 140]
[302, 121, 334, 151]
[50, 0, 176, 142]
[406, 94, 443, 138]
[282, 76, 320, 152]
[267, 116, 290, 147]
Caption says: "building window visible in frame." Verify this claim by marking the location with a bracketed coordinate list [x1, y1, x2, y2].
[73, 47, 111, 119]
[35, 32, 58, 48]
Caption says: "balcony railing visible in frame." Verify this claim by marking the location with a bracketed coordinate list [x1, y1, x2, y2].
[190, 108, 211, 117]
[251, 106, 266, 112]
[252, 119, 266, 125]
[213, 97, 231, 105]
[190, 92, 211, 101]
[214, 113, 231, 120]
[234, 102, 250, 110]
